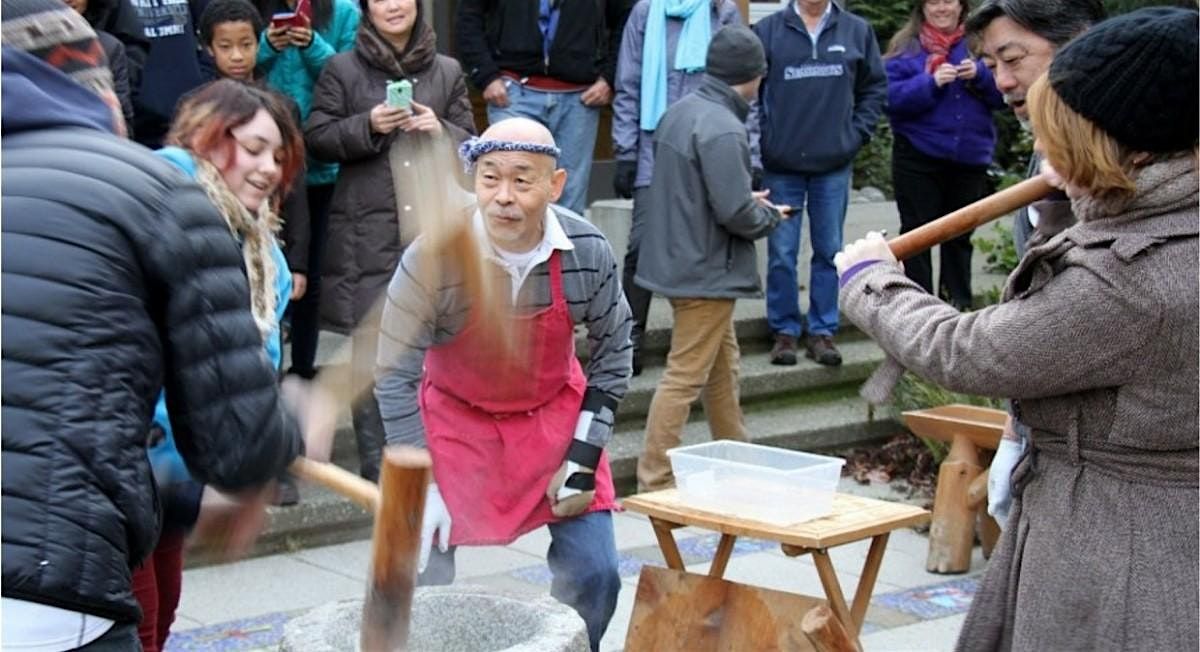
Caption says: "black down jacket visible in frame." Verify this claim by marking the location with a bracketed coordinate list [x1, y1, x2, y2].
[1, 48, 303, 624]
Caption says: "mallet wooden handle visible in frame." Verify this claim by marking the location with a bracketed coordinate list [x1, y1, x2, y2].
[361, 446, 431, 652]
[888, 175, 1055, 261]
[289, 457, 379, 512]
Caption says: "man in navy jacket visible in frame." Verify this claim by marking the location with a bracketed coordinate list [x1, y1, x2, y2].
[754, 0, 886, 367]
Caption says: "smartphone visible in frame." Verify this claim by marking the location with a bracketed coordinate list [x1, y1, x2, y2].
[387, 79, 412, 111]
[270, 0, 310, 29]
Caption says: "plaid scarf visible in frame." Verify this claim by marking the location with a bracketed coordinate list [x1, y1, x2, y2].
[920, 22, 964, 73]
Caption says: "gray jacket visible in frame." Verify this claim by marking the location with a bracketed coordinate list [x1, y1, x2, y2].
[375, 207, 633, 449]
[841, 157, 1198, 650]
[635, 75, 781, 299]
[612, 0, 754, 188]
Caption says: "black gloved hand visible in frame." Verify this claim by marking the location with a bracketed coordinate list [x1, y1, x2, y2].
[613, 160, 638, 199]
[751, 166, 765, 192]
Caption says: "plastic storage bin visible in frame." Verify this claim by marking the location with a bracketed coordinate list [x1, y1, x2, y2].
[667, 440, 846, 526]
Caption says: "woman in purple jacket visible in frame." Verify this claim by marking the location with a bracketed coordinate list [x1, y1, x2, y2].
[884, 0, 1005, 310]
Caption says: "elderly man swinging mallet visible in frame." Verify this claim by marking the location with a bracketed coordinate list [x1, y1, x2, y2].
[373, 117, 633, 652]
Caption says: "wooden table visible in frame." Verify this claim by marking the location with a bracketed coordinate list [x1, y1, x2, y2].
[623, 490, 930, 643]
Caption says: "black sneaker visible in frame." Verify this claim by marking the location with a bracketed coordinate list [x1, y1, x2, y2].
[273, 477, 300, 507]
[805, 335, 843, 367]
[769, 334, 798, 366]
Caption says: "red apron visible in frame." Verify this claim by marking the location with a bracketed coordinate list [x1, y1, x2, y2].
[419, 251, 617, 546]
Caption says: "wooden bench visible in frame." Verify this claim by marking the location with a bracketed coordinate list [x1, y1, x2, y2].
[622, 489, 930, 650]
[902, 404, 1007, 574]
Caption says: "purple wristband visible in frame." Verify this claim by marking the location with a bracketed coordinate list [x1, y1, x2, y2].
[839, 260, 883, 289]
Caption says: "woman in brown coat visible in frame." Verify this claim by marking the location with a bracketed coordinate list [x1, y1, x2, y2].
[836, 8, 1198, 651]
[305, 0, 475, 481]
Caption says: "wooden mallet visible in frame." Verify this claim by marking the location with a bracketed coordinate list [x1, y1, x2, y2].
[288, 448, 431, 651]
[886, 175, 1055, 260]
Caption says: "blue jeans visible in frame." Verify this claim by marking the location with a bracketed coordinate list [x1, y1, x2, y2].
[487, 82, 599, 216]
[765, 167, 852, 337]
[418, 510, 621, 652]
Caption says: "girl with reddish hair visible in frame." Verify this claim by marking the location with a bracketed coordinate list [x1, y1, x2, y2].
[132, 79, 305, 652]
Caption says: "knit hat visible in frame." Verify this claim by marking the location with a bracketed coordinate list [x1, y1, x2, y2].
[1, 0, 114, 98]
[706, 25, 767, 86]
[1048, 7, 1198, 153]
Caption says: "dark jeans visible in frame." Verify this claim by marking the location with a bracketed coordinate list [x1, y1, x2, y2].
[622, 187, 653, 351]
[75, 622, 142, 650]
[418, 511, 621, 652]
[891, 134, 991, 309]
[287, 182, 335, 379]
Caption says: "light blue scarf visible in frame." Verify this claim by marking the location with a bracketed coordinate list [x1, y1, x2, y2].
[640, 0, 711, 131]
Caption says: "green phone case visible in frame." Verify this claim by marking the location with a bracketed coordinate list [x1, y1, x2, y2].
[387, 79, 412, 110]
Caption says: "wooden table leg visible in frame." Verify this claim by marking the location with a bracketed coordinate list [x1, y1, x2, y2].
[927, 434, 983, 573]
[848, 533, 889, 635]
[709, 534, 737, 578]
[811, 549, 856, 644]
[650, 517, 686, 570]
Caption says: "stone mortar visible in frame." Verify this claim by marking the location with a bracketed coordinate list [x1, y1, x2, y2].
[279, 585, 589, 651]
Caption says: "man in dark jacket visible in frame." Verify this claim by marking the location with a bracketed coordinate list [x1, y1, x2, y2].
[455, 0, 632, 215]
[754, 0, 887, 368]
[0, 9, 304, 646]
[130, 0, 213, 147]
[634, 25, 785, 492]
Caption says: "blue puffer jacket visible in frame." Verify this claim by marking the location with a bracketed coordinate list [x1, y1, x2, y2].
[257, 0, 360, 186]
[884, 38, 1005, 167]
[148, 147, 292, 528]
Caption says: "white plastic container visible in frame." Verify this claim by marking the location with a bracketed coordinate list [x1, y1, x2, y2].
[667, 440, 846, 526]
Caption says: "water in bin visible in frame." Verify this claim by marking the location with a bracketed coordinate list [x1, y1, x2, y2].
[669, 440, 845, 526]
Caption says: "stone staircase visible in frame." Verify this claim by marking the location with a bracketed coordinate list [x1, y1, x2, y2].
[210, 199, 1010, 564]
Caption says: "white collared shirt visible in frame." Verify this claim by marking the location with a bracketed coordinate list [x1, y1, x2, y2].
[473, 206, 575, 303]
[794, 0, 834, 40]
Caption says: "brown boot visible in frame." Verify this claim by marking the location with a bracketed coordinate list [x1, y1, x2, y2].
[805, 335, 843, 367]
[769, 333, 798, 366]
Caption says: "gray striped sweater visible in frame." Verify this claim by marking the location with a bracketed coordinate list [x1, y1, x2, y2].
[374, 207, 634, 449]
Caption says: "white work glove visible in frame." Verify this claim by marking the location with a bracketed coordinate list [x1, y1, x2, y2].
[988, 434, 1026, 529]
[546, 411, 601, 518]
[419, 484, 452, 573]
[834, 231, 898, 277]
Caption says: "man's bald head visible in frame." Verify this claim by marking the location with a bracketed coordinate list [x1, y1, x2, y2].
[480, 117, 556, 146]
[471, 117, 560, 175]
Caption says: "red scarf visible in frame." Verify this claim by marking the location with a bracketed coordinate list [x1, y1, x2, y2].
[919, 22, 965, 73]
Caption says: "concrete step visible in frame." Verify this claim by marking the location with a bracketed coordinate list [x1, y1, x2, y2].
[322, 337, 886, 463]
[191, 386, 896, 567]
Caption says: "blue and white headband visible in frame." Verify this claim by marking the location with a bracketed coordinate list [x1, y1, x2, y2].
[457, 136, 562, 172]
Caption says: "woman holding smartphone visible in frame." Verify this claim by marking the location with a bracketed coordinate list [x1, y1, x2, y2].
[305, 0, 474, 482]
[254, 0, 359, 382]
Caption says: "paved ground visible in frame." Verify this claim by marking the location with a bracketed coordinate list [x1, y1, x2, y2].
[166, 477, 987, 651]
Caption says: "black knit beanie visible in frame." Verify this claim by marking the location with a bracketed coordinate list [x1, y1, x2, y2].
[706, 25, 767, 86]
[1048, 7, 1199, 153]
[1, 0, 114, 98]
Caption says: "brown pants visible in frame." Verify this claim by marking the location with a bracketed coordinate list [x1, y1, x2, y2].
[637, 298, 748, 492]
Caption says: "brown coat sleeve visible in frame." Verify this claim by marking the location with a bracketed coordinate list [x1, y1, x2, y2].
[838, 258, 1152, 401]
[438, 58, 478, 144]
[305, 57, 390, 163]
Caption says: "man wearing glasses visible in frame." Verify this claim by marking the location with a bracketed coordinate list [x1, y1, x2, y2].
[964, 0, 1105, 528]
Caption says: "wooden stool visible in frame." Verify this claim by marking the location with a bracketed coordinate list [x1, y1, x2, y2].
[623, 490, 929, 650]
[902, 404, 1006, 574]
